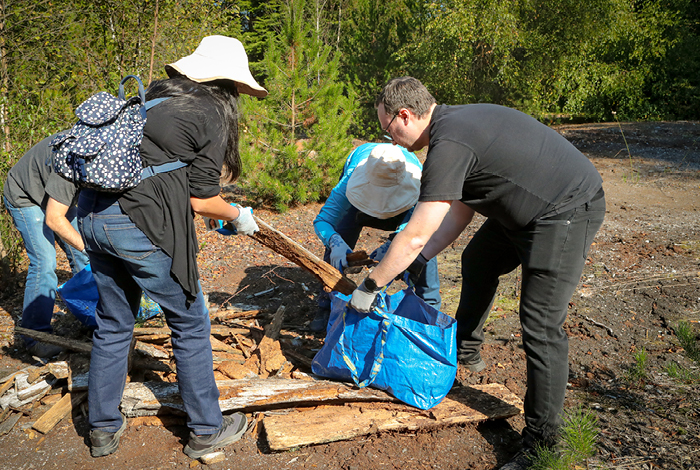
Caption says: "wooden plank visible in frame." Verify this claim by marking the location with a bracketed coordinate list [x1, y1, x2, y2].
[0, 371, 22, 396]
[133, 325, 250, 338]
[0, 412, 22, 436]
[251, 217, 357, 295]
[263, 384, 524, 451]
[32, 391, 87, 434]
[14, 327, 92, 354]
[119, 377, 398, 417]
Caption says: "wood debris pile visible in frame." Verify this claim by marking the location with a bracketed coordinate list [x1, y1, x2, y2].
[1, 302, 523, 452]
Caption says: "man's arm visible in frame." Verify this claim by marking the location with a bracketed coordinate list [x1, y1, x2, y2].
[421, 201, 475, 259]
[45, 197, 85, 251]
[367, 200, 453, 287]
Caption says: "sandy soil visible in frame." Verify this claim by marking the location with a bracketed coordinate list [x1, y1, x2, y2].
[0, 121, 699, 469]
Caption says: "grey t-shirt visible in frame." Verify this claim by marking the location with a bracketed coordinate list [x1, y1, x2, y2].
[420, 104, 603, 229]
[4, 132, 78, 209]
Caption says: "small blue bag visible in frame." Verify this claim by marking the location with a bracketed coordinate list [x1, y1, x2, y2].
[57, 264, 163, 327]
[312, 287, 457, 410]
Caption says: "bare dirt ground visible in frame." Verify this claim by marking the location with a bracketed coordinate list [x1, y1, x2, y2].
[1, 121, 699, 469]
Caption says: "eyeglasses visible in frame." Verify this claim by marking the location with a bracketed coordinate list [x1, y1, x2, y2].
[382, 113, 398, 141]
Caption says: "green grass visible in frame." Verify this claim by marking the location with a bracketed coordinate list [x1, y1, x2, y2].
[665, 362, 700, 384]
[676, 321, 700, 363]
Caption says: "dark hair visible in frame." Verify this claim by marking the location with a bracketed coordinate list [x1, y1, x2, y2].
[375, 77, 436, 118]
[146, 76, 242, 182]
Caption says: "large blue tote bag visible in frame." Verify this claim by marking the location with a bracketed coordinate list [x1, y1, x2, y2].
[312, 287, 457, 410]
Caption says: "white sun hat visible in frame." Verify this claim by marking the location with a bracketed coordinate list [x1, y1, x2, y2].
[345, 144, 422, 219]
[165, 35, 268, 98]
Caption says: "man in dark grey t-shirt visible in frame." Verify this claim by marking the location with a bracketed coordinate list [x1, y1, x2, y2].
[3, 132, 89, 358]
[349, 77, 605, 469]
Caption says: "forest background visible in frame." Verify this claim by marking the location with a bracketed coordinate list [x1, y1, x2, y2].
[0, 0, 698, 279]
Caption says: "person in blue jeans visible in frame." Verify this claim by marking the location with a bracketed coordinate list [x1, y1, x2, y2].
[351, 77, 605, 470]
[47, 36, 266, 459]
[3, 132, 89, 358]
[311, 143, 441, 332]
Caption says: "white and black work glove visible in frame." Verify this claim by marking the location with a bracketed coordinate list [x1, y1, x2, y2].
[349, 276, 382, 313]
[328, 233, 351, 272]
[370, 240, 392, 262]
[403, 253, 428, 285]
[231, 204, 259, 236]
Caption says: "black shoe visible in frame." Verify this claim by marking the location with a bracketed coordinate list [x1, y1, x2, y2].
[458, 352, 486, 372]
[184, 412, 248, 459]
[90, 414, 127, 457]
[27, 342, 63, 358]
[500, 448, 535, 470]
[309, 308, 330, 333]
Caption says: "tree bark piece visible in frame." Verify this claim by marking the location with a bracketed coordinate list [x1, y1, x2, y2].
[119, 377, 398, 417]
[251, 217, 357, 295]
[263, 383, 523, 451]
[32, 391, 87, 434]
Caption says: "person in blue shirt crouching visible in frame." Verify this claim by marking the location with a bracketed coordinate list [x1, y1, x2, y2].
[310, 143, 441, 332]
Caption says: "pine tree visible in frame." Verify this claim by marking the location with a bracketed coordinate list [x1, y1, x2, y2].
[239, 0, 356, 211]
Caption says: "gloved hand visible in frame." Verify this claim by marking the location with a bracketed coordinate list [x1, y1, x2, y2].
[349, 277, 382, 313]
[231, 205, 259, 236]
[328, 233, 351, 272]
[403, 253, 428, 286]
[370, 240, 391, 262]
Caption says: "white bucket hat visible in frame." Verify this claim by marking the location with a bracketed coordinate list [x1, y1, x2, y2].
[165, 35, 268, 98]
[346, 144, 422, 219]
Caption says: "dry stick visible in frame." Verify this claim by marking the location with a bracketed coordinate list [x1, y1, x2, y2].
[583, 315, 617, 338]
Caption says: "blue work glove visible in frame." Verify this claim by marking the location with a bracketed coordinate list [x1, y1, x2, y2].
[328, 233, 351, 272]
[349, 277, 382, 313]
[370, 240, 391, 262]
[403, 253, 428, 286]
[231, 205, 259, 236]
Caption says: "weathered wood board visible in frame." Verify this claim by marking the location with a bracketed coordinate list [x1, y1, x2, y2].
[119, 377, 398, 417]
[263, 383, 523, 451]
[251, 217, 357, 295]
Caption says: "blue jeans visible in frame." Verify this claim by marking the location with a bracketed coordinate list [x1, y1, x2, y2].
[321, 206, 442, 309]
[455, 190, 606, 448]
[77, 191, 222, 435]
[4, 196, 89, 347]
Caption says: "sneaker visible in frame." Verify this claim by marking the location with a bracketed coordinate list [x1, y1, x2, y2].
[184, 412, 248, 459]
[458, 352, 486, 372]
[26, 342, 64, 359]
[90, 414, 127, 457]
[309, 308, 330, 333]
[500, 448, 535, 470]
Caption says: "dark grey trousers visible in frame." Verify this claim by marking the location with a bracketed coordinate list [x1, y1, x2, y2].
[455, 191, 606, 448]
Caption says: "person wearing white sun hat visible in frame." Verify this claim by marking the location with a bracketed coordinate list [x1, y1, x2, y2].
[46, 35, 266, 459]
[310, 143, 441, 332]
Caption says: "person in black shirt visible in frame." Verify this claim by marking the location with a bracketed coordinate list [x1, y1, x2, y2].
[350, 77, 605, 469]
[47, 36, 266, 459]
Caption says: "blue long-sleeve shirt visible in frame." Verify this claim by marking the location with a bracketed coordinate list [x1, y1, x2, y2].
[313, 143, 422, 247]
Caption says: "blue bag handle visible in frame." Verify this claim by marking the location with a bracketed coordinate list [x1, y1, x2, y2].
[338, 288, 392, 388]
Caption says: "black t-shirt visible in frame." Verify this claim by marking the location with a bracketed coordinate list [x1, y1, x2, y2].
[421, 104, 603, 229]
[5, 132, 78, 209]
[118, 93, 227, 300]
